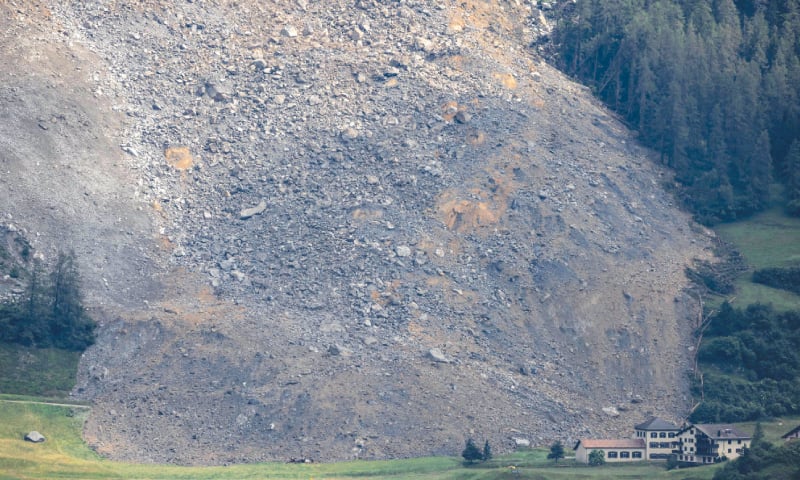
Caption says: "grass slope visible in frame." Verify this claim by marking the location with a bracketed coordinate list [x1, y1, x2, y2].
[0, 343, 81, 397]
[0, 400, 724, 480]
[714, 208, 800, 311]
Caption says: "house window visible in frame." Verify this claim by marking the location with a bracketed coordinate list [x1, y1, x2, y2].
[620, 451, 630, 458]
[632, 451, 642, 459]
[728, 449, 732, 453]
[728, 440, 732, 444]
[660, 442, 671, 448]
[669, 433, 675, 438]
[651, 432, 657, 438]
[659, 432, 667, 438]
[650, 442, 659, 448]
[738, 440, 742, 444]
[736, 449, 742, 454]
[608, 451, 618, 459]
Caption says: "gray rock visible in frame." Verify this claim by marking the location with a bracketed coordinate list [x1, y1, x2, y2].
[513, 437, 530, 448]
[602, 406, 620, 417]
[395, 245, 412, 257]
[454, 111, 471, 124]
[281, 25, 298, 38]
[427, 348, 450, 363]
[204, 80, 232, 102]
[341, 127, 359, 141]
[25, 431, 45, 443]
[328, 344, 352, 357]
[240, 200, 267, 220]
[89, 364, 108, 381]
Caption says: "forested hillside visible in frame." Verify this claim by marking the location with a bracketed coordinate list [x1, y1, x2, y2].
[554, 0, 800, 224]
[692, 303, 800, 422]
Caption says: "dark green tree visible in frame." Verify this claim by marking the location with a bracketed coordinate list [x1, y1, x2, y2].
[785, 140, 800, 215]
[462, 438, 483, 463]
[49, 251, 95, 350]
[752, 422, 765, 447]
[0, 250, 95, 351]
[482, 440, 492, 461]
[22, 259, 49, 345]
[548, 441, 565, 463]
[588, 449, 605, 466]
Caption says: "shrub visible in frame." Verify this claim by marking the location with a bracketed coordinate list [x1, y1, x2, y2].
[588, 449, 605, 466]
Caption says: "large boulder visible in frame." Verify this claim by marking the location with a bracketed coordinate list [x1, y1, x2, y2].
[24, 431, 45, 443]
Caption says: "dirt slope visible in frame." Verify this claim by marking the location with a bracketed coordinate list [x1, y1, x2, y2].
[1, 0, 714, 465]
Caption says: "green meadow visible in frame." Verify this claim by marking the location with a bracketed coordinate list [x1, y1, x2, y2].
[713, 208, 800, 311]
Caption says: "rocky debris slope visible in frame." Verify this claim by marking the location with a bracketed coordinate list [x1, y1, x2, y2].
[0, 2, 158, 309]
[2, 0, 713, 465]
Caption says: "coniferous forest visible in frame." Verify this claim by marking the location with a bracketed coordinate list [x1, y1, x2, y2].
[0, 251, 95, 351]
[553, 0, 800, 425]
[553, 0, 800, 225]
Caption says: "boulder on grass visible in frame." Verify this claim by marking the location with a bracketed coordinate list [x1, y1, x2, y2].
[25, 431, 45, 443]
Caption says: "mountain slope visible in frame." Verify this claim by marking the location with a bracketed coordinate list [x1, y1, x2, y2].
[1, 0, 713, 464]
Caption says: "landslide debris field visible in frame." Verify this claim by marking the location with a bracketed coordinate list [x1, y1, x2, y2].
[0, 0, 713, 465]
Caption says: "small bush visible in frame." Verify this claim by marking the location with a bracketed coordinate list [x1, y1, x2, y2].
[588, 449, 605, 466]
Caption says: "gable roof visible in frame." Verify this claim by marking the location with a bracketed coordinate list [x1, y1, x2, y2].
[679, 424, 751, 440]
[575, 438, 646, 450]
[781, 424, 800, 439]
[634, 416, 680, 431]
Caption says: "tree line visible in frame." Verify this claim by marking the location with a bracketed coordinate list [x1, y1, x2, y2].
[553, 0, 800, 224]
[0, 251, 95, 351]
[691, 302, 800, 422]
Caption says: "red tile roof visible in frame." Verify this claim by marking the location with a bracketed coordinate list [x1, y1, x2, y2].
[577, 439, 646, 449]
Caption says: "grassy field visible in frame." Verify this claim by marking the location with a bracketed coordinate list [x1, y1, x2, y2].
[713, 208, 800, 311]
[0, 343, 81, 397]
[0, 399, 730, 480]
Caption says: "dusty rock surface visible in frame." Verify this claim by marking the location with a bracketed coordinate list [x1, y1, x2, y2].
[1, 0, 714, 465]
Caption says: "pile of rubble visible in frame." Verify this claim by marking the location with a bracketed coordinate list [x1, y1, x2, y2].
[2, 0, 713, 465]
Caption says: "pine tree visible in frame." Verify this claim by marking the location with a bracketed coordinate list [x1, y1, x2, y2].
[548, 441, 565, 463]
[21, 259, 49, 346]
[49, 251, 95, 350]
[0, 250, 95, 350]
[462, 438, 483, 463]
[482, 440, 492, 461]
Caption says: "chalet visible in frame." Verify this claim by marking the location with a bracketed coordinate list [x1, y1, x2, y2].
[633, 416, 681, 460]
[574, 439, 646, 463]
[781, 424, 800, 441]
[675, 424, 751, 464]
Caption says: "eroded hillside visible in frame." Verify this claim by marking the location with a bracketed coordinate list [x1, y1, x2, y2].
[1, 0, 714, 465]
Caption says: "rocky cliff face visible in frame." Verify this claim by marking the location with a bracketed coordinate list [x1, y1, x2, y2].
[1, 0, 713, 465]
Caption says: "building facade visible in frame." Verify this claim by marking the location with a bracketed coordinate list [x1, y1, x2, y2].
[633, 416, 681, 460]
[574, 439, 646, 463]
[676, 424, 751, 464]
[781, 424, 800, 441]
